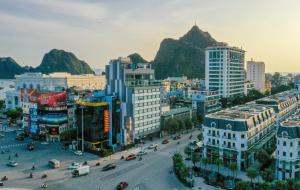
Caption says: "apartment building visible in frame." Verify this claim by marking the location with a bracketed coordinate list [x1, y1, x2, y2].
[205, 45, 245, 98]
[247, 60, 265, 92]
[276, 115, 300, 180]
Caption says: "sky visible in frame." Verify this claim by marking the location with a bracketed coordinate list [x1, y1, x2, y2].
[1, 0, 300, 73]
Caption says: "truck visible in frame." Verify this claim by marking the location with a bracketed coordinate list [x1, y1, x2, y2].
[72, 165, 90, 177]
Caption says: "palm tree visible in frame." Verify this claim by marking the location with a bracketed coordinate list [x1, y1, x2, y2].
[228, 162, 237, 180]
[215, 158, 223, 174]
[201, 157, 208, 171]
[246, 167, 258, 187]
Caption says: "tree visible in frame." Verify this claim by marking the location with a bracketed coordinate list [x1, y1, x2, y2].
[165, 118, 179, 134]
[220, 98, 228, 108]
[260, 168, 274, 183]
[246, 167, 258, 185]
[215, 158, 223, 174]
[177, 119, 185, 131]
[228, 162, 237, 180]
[197, 133, 203, 141]
[6, 108, 23, 120]
[184, 118, 193, 130]
[184, 146, 193, 159]
[0, 100, 5, 110]
[201, 157, 209, 171]
[236, 181, 250, 190]
[191, 152, 201, 167]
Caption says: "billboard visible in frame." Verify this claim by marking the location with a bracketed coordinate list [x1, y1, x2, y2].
[37, 92, 67, 107]
[103, 110, 110, 133]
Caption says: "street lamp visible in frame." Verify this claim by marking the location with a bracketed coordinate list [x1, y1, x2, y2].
[80, 105, 85, 153]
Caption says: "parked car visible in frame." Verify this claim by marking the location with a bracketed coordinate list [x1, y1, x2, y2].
[148, 144, 159, 149]
[172, 135, 181, 140]
[68, 162, 81, 170]
[162, 139, 169, 144]
[102, 163, 116, 171]
[117, 181, 128, 190]
[7, 161, 18, 167]
[74, 150, 83, 156]
[137, 150, 147, 156]
[125, 154, 136, 161]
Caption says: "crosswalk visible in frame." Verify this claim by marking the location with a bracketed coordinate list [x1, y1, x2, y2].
[0, 141, 36, 149]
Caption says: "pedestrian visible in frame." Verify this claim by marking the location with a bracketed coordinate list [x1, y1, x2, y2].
[8, 155, 11, 160]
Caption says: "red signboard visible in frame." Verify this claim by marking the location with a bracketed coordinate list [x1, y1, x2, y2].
[37, 92, 66, 107]
[104, 110, 110, 133]
[48, 126, 59, 135]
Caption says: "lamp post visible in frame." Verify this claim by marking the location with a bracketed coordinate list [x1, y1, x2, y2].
[80, 106, 84, 153]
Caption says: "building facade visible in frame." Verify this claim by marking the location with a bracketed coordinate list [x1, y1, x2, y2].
[205, 45, 246, 98]
[276, 115, 300, 180]
[246, 60, 265, 92]
[15, 72, 106, 91]
[106, 57, 161, 145]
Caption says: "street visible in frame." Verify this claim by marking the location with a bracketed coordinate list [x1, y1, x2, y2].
[0, 129, 217, 190]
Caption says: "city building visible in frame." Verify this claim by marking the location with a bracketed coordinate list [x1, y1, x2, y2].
[5, 90, 21, 109]
[15, 72, 106, 91]
[75, 91, 121, 151]
[265, 80, 272, 93]
[192, 89, 221, 122]
[202, 90, 300, 171]
[205, 45, 246, 98]
[246, 60, 265, 92]
[161, 107, 196, 131]
[106, 57, 161, 144]
[244, 81, 255, 95]
[203, 104, 277, 170]
[276, 115, 300, 180]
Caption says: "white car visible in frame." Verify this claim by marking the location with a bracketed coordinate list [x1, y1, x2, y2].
[137, 150, 147, 156]
[74, 150, 83, 156]
[7, 161, 18, 167]
[68, 162, 81, 170]
[148, 144, 158, 149]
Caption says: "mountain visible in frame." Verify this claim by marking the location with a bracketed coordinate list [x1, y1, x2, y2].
[153, 25, 219, 79]
[36, 49, 95, 75]
[128, 53, 148, 64]
[0, 57, 24, 79]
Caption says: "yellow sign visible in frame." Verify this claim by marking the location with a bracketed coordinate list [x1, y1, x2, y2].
[76, 100, 109, 107]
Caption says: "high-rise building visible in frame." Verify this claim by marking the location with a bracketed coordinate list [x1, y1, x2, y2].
[106, 57, 161, 145]
[205, 45, 245, 98]
[246, 60, 265, 92]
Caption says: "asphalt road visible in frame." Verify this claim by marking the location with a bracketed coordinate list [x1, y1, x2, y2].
[0, 129, 209, 190]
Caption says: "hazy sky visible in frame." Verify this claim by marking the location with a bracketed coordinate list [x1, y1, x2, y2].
[1, 0, 300, 72]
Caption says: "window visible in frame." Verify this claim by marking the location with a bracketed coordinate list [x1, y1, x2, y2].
[283, 141, 287, 146]
[241, 144, 244, 148]
[290, 153, 293, 157]
[290, 142, 293, 147]
[283, 152, 286, 156]
[233, 134, 235, 139]
[241, 134, 245, 139]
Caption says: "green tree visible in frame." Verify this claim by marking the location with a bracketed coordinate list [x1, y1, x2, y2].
[197, 133, 203, 141]
[246, 167, 258, 185]
[236, 181, 250, 190]
[0, 100, 5, 110]
[191, 152, 201, 167]
[260, 168, 274, 183]
[184, 146, 193, 159]
[272, 180, 288, 190]
[165, 118, 179, 134]
[228, 162, 238, 180]
[201, 157, 209, 171]
[184, 118, 193, 130]
[215, 158, 223, 174]
[7, 108, 23, 120]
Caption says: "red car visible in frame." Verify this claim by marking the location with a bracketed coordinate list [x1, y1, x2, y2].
[117, 181, 128, 190]
[162, 139, 169, 144]
[125, 154, 136, 161]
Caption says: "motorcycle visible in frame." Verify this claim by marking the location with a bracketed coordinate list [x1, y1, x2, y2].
[177, 142, 180, 145]
[95, 162, 100, 166]
[29, 173, 34, 178]
[120, 156, 124, 160]
[32, 165, 35, 170]
[41, 174, 47, 179]
[83, 161, 88, 166]
[1, 176, 8, 181]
